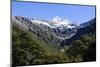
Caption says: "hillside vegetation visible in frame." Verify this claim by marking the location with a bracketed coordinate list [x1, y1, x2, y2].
[12, 18, 96, 66]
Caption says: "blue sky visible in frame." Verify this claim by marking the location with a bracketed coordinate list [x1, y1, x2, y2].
[12, 1, 96, 24]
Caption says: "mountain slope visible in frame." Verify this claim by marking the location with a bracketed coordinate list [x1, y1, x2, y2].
[12, 16, 78, 46]
[12, 23, 70, 66]
[60, 18, 96, 46]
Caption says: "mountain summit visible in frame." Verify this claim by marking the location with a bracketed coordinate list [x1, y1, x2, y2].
[51, 16, 70, 27]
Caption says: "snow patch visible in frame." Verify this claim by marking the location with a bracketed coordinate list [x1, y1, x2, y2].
[51, 16, 71, 27]
[31, 19, 51, 27]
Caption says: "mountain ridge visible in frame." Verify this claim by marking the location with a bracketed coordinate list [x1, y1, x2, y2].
[12, 16, 96, 47]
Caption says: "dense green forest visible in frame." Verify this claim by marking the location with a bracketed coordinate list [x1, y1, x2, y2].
[12, 26, 69, 66]
[12, 25, 96, 66]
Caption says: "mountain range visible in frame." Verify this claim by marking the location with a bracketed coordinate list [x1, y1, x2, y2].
[12, 16, 96, 47]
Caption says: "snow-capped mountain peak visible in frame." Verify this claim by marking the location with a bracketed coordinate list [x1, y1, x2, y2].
[51, 16, 70, 27]
[17, 16, 76, 29]
[50, 16, 76, 29]
[30, 16, 76, 29]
